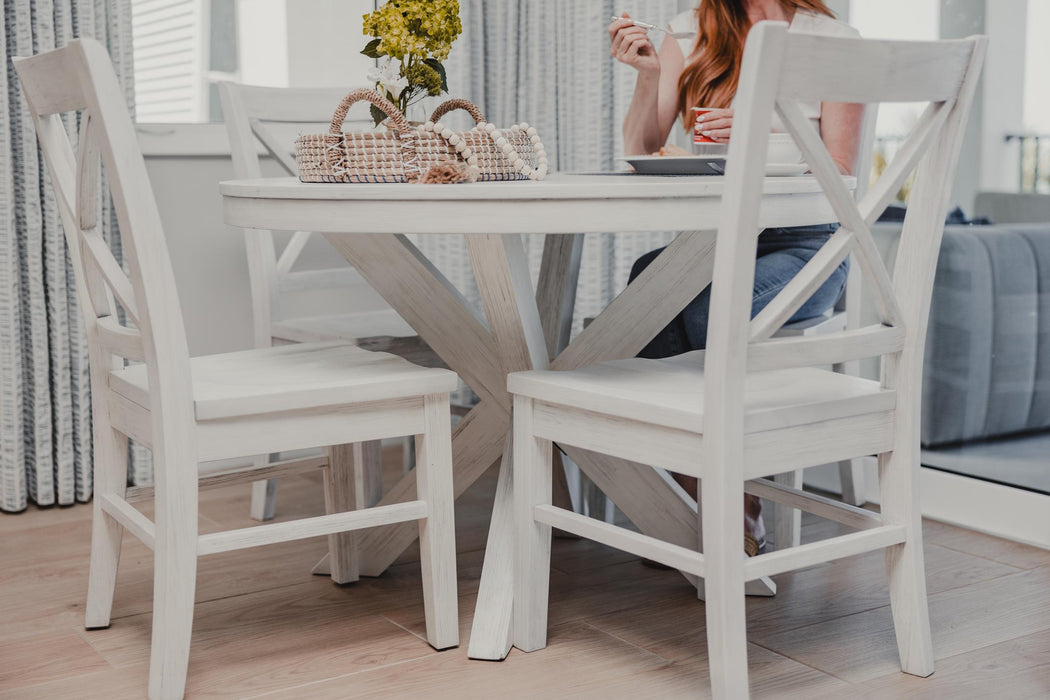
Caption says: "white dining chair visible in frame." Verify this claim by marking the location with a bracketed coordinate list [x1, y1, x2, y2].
[218, 82, 441, 522]
[15, 39, 459, 700]
[577, 106, 878, 556]
[508, 22, 985, 699]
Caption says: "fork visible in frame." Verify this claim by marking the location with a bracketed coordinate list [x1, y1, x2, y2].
[609, 16, 697, 40]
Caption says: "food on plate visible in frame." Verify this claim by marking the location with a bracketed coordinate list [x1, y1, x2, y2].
[650, 144, 691, 157]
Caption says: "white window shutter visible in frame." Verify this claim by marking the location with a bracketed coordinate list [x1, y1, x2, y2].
[131, 0, 208, 122]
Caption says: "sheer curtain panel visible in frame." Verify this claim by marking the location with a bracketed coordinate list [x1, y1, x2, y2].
[1, 0, 136, 511]
[417, 0, 691, 337]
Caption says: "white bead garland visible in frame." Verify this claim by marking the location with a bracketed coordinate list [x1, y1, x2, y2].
[426, 118, 549, 182]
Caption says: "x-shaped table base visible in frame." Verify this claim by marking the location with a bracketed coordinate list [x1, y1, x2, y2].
[318, 228, 776, 660]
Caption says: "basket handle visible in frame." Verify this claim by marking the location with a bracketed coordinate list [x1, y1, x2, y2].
[429, 98, 487, 125]
[329, 89, 411, 134]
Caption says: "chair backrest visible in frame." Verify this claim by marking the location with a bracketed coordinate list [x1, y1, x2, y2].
[218, 82, 372, 347]
[13, 40, 195, 440]
[702, 22, 986, 442]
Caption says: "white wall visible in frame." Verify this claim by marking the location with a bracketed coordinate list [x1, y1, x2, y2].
[145, 153, 255, 355]
[237, 0, 375, 88]
[983, 0, 1027, 192]
[141, 134, 390, 357]
[940, 0, 986, 213]
[236, 0, 290, 86]
[1024, 0, 1050, 132]
[286, 0, 376, 87]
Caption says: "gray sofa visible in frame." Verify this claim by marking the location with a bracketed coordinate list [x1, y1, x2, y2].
[909, 193, 1050, 493]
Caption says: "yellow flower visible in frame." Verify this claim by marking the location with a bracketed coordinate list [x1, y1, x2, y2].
[362, 0, 461, 122]
[363, 0, 461, 61]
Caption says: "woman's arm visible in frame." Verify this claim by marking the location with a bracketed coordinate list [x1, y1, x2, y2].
[692, 103, 863, 173]
[819, 101, 865, 176]
[610, 17, 689, 155]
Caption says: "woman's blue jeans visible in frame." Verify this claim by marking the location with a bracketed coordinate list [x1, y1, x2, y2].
[631, 224, 847, 359]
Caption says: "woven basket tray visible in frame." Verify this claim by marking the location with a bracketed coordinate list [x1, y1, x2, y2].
[295, 89, 548, 183]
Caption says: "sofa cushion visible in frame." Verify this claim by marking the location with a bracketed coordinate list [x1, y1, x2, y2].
[921, 225, 1050, 446]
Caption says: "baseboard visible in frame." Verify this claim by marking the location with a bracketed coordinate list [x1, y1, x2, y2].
[804, 459, 1050, 550]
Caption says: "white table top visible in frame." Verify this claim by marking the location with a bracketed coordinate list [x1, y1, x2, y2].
[220, 173, 852, 235]
[220, 173, 850, 201]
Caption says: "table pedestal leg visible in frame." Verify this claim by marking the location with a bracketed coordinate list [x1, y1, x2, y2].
[467, 435, 515, 660]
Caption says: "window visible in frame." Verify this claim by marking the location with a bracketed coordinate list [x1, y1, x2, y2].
[132, 0, 377, 124]
[131, 0, 206, 122]
[849, 0, 940, 138]
[847, 0, 940, 199]
[1024, 0, 1050, 133]
[1019, 0, 1050, 191]
[131, 0, 239, 123]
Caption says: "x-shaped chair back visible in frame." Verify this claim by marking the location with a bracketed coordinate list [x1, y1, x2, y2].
[704, 22, 987, 433]
[218, 82, 378, 347]
[14, 39, 195, 434]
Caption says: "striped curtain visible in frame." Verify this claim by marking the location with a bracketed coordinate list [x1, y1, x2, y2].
[414, 0, 693, 337]
[0, 0, 136, 512]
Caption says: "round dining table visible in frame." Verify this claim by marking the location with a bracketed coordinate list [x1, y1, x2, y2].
[220, 171, 849, 661]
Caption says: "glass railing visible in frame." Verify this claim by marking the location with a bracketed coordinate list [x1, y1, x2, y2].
[1005, 133, 1050, 193]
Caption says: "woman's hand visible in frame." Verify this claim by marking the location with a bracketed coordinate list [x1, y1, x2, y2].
[695, 108, 734, 143]
[609, 15, 660, 75]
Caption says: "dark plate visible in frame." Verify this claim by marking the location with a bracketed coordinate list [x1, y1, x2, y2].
[620, 155, 727, 176]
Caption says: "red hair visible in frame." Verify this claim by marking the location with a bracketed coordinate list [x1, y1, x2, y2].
[677, 0, 835, 128]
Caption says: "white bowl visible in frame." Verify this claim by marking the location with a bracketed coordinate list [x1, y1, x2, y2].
[767, 133, 803, 164]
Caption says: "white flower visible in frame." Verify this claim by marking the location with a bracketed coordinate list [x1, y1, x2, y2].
[368, 58, 408, 101]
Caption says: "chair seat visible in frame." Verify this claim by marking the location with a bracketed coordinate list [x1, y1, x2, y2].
[110, 341, 458, 421]
[272, 309, 416, 343]
[508, 351, 895, 434]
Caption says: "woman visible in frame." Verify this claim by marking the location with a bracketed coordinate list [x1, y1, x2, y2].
[610, 0, 863, 554]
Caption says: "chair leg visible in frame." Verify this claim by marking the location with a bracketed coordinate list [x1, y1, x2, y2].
[402, 435, 416, 474]
[772, 470, 802, 551]
[838, 458, 867, 506]
[324, 443, 367, 584]
[701, 464, 750, 699]
[249, 475, 277, 521]
[550, 450, 580, 540]
[359, 440, 384, 508]
[85, 427, 129, 629]
[416, 394, 459, 650]
[879, 447, 935, 677]
[512, 395, 553, 653]
[148, 456, 199, 700]
[312, 440, 383, 581]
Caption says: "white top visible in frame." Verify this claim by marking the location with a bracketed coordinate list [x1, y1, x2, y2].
[667, 9, 861, 131]
[220, 174, 853, 235]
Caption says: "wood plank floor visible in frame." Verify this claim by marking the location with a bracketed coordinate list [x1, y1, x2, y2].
[2, 447, 1049, 699]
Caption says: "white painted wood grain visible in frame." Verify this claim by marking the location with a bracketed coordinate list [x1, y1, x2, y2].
[744, 525, 906, 580]
[534, 505, 706, 578]
[415, 394, 459, 650]
[196, 501, 428, 556]
[745, 478, 883, 531]
[512, 397, 552, 653]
